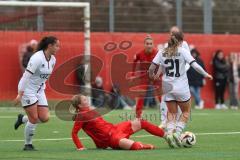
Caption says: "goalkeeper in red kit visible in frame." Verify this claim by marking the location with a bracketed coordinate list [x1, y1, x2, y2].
[132, 35, 159, 118]
[71, 94, 169, 150]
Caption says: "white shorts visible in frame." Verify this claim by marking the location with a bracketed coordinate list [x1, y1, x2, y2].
[164, 91, 191, 102]
[21, 90, 48, 108]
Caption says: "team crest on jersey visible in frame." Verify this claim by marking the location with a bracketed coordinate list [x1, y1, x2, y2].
[42, 64, 45, 68]
[26, 99, 31, 104]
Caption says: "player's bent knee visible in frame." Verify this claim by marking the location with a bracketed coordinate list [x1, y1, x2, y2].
[39, 116, 49, 123]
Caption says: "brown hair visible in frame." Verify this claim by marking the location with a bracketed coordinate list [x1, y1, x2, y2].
[71, 95, 82, 112]
[164, 31, 184, 57]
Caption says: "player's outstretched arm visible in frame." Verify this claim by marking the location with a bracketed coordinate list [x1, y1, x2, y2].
[71, 120, 85, 150]
[191, 62, 213, 80]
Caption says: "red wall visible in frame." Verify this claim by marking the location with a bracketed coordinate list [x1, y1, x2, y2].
[1, 31, 240, 108]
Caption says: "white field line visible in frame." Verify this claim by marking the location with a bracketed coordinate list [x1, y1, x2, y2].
[1, 112, 240, 119]
[1, 131, 240, 142]
[0, 115, 56, 119]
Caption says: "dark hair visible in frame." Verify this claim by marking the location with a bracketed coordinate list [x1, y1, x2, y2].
[164, 31, 183, 57]
[37, 36, 58, 51]
[213, 50, 223, 59]
[191, 48, 200, 57]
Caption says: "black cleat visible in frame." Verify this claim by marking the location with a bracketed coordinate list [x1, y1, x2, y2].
[23, 144, 37, 151]
[14, 114, 24, 130]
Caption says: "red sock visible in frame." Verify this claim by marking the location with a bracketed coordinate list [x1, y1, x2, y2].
[136, 98, 144, 118]
[141, 120, 165, 137]
[130, 142, 143, 150]
[142, 144, 155, 150]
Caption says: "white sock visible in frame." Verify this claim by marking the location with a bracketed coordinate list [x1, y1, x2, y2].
[160, 100, 168, 125]
[176, 121, 186, 134]
[166, 121, 175, 134]
[22, 115, 28, 123]
[24, 122, 37, 145]
[176, 107, 182, 120]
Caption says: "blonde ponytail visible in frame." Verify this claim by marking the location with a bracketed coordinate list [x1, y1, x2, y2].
[164, 31, 184, 57]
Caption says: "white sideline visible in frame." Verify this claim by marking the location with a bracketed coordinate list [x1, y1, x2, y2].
[1, 131, 240, 142]
[1, 112, 240, 119]
[0, 115, 56, 119]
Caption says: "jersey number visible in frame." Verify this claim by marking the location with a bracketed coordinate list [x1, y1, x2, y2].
[164, 59, 180, 77]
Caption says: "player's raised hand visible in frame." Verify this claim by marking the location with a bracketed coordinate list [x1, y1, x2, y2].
[206, 74, 213, 80]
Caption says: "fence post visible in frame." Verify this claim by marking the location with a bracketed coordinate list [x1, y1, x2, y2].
[203, 0, 212, 33]
[176, 0, 182, 29]
[109, 0, 114, 32]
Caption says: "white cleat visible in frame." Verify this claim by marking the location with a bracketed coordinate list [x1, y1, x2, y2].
[173, 132, 182, 148]
[165, 134, 177, 148]
[221, 104, 228, 110]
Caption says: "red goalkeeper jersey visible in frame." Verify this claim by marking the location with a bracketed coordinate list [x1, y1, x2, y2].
[132, 49, 158, 83]
[133, 49, 158, 64]
[71, 107, 113, 149]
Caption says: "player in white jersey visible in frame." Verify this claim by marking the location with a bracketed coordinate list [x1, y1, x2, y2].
[13, 36, 60, 151]
[159, 26, 190, 130]
[149, 31, 212, 148]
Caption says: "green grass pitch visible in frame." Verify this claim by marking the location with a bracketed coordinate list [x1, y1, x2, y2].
[0, 105, 239, 160]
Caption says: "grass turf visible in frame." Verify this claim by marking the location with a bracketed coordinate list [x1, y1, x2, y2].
[0, 105, 239, 160]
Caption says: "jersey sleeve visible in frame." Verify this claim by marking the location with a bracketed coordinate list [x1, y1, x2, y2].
[152, 50, 162, 65]
[71, 120, 84, 149]
[182, 48, 195, 65]
[26, 54, 41, 74]
[182, 41, 190, 51]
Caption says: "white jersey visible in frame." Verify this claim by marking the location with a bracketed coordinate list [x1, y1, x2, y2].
[25, 50, 56, 94]
[152, 46, 195, 94]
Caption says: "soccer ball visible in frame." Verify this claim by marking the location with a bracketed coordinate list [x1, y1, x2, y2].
[180, 131, 196, 148]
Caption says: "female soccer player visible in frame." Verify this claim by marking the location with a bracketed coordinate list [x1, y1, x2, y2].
[132, 35, 158, 118]
[148, 31, 212, 148]
[14, 36, 60, 151]
[159, 26, 190, 129]
[71, 94, 168, 150]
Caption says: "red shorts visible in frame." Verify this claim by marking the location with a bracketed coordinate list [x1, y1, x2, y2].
[109, 121, 134, 149]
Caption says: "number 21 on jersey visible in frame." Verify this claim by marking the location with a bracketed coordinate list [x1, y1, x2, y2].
[164, 59, 180, 77]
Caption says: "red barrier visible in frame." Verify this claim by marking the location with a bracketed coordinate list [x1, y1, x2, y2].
[1, 31, 240, 108]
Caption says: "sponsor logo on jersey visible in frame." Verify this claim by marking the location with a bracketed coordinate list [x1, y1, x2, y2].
[40, 74, 50, 79]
